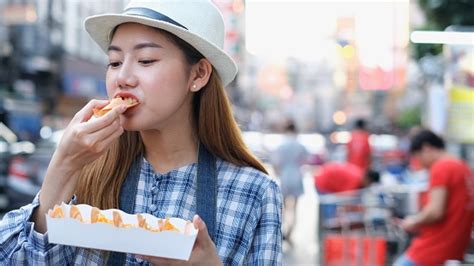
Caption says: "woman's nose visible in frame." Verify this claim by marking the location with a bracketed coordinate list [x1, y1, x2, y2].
[116, 61, 138, 89]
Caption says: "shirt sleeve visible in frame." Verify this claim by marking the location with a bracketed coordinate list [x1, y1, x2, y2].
[244, 179, 283, 265]
[0, 192, 76, 265]
[430, 162, 450, 188]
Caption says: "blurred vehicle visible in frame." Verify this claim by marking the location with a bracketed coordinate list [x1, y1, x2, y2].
[5, 128, 62, 210]
[0, 135, 10, 210]
[0, 122, 37, 211]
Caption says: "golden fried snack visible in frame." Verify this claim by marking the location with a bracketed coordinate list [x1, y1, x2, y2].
[112, 210, 124, 227]
[137, 214, 152, 231]
[91, 207, 100, 223]
[48, 205, 64, 218]
[91, 207, 112, 224]
[160, 218, 179, 232]
[112, 210, 132, 228]
[70, 205, 83, 222]
[92, 97, 138, 117]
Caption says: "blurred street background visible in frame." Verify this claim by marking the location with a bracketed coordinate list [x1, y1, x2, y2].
[0, 0, 473, 265]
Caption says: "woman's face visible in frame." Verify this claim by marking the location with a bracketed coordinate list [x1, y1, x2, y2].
[106, 23, 194, 131]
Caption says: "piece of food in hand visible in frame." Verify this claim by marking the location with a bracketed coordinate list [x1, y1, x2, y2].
[92, 97, 138, 117]
[70, 205, 84, 222]
[48, 205, 64, 218]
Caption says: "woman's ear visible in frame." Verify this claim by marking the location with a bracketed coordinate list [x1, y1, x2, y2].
[190, 59, 212, 92]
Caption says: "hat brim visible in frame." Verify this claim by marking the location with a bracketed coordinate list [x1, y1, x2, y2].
[84, 14, 237, 87]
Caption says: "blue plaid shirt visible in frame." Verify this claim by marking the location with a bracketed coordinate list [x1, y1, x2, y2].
[0, 157, 282, 265]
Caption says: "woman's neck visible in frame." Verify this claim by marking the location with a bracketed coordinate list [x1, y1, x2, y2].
[140, 126, 198, 174]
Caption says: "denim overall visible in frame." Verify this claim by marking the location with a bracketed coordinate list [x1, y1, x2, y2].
[107, 144, 217, 265]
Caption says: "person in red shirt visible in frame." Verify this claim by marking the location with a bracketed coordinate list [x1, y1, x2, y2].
[347, 119, 372, 171]
[314, 163, 380, 230]
[395, 129, 474, 266]
[314, 162, 380, 193]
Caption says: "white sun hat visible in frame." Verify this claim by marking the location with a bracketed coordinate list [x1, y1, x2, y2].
[84, 0, 238, 87]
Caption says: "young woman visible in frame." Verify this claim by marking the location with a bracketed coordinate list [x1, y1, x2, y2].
[0, 1, 282, 265]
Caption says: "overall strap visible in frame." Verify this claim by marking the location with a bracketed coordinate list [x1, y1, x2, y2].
[107, 155, 142, 266]
[196, 144, 217, 242]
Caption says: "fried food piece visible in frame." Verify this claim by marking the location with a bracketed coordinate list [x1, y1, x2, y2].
[112, 210, 132, 228]
[138, 214, 163, 232]
[91, 207, 112, 224]
[160, 218, 179, 232]
[48, 205, 64, 218]
[112, 210, 124, 227]
[137, 214, 153, 231]
[92, 97, 138, 117]
[70, 205, 83, 222]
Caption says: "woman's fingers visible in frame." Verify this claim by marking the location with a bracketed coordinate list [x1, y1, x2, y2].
[91, 124, 125, 153]
[71, 99, 110, 123]
[56, 100, 127, 162]
[77, 119, 123, 154]
[81, 104, 127, 133]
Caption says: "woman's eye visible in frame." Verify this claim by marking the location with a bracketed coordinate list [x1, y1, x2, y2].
[107, 61, 121, 68]
[139, 59, 157, 65]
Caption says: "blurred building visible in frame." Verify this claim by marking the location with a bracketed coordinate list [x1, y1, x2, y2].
[58, 0, 127, 118]
[0, 0, 127, 139]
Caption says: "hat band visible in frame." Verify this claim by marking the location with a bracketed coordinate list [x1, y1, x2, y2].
[123, 7, 188, 30]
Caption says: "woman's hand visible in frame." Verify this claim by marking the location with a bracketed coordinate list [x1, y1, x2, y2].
[136, 215, 222, 266]
[45, 99, 127, 194]
[32, 99, 127, 233]
[55, 99, 127, 172]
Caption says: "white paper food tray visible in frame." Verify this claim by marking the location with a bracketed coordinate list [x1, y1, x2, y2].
[46, 203, 198, 261]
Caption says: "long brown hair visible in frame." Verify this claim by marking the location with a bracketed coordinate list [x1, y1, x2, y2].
[75, 27, 267, 209]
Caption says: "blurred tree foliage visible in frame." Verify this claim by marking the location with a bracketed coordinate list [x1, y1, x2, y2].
[412, 0, 474, 59]
[396, 106, 422, 130]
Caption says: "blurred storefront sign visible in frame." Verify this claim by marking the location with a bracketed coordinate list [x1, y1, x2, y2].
[23, 56, 55, 73]
[356, 2, 408, 91]
[444, 28, 474, 144]
[2, 4, 37, 25]
[61, 55, 106, 98]
[447, 85, 474, 143]
[3, 98, 42, 141]
[63, 73, 105, 98]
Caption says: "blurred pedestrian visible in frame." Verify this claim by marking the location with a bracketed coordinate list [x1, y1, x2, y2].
[272, 121, 308, 246]
[0, 1, 282, 265]
[394, 129, 474, 266]
[347, 118, 372, 171]
[314, 162, 380, 194]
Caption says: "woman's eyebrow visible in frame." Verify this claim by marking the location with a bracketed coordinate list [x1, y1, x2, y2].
[108, 45, 121, 52]
[107, 42, 163, 52]
[134, 42, 163, 50]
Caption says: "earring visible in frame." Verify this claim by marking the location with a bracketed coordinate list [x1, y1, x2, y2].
[192, 84, 197, 90]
